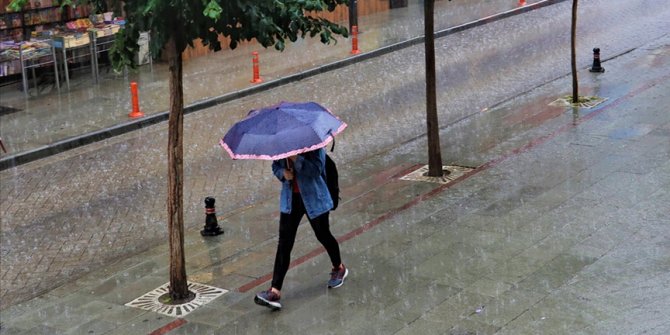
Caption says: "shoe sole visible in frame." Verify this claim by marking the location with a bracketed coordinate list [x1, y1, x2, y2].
[254, 295, 282, 310]
[328, 267, 349, 289]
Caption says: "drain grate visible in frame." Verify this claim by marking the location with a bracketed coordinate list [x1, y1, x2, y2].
[549, 95, 608, 109]
[400, 165, 475, 184]
[125, 281, 227, 317]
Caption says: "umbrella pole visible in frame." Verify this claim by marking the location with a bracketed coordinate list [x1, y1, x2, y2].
[286, 158, 294, 179]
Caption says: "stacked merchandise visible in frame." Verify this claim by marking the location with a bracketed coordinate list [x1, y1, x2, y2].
[0, 39, 52, 76]
[53, 16, 124, 48]
[87, 13, 122, 38]
[52, 18, 92, 48]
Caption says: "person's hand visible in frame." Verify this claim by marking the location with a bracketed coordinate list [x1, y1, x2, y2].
[283, 168, 294, 181]
[284, 156, 297, 180]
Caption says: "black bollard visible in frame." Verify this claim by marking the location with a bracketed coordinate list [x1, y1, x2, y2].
[201, 197, 224, 236]
[589, 48, 605, 73]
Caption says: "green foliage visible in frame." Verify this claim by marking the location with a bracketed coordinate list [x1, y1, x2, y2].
[9, 0, 349, 72]
[203, 1, 223, 19]
[6, 0, 25, 11]
[8, 0, 107, 12]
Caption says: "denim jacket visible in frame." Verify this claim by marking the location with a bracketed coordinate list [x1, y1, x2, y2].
[272, 148, 333, 219]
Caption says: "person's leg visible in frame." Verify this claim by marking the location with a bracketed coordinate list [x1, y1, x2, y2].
[270, 195, 306, 291]
[308, 212, 348, 288]
[256, 195, 306, 309]
[307, 212, 342, 269]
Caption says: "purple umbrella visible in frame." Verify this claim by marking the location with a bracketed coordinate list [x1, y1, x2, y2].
[220, 101, 347, 160]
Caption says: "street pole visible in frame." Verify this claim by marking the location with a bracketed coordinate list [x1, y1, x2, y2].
[349, 0, 358, 34]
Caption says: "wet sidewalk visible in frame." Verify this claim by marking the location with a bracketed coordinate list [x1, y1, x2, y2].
[1, 0, 669, 334]
[1, 25, 669, 335]
[0, 0, 553, 169]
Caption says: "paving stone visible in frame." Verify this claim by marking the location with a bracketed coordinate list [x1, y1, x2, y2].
[524, 291, 609, 334]
[62, 319, 117, 335]
[516, 253, 598, 295]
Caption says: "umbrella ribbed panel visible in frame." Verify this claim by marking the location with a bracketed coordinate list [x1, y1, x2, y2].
[221, 101, 347, 160]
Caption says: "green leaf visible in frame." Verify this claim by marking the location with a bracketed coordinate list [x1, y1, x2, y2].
[7, 0, 28, 11]
[203, 0, 222, 20]
[275, 39, 285, 51]
[320, 31, 329, 44]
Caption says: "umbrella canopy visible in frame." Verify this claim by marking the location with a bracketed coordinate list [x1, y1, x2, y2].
[220, 101, 347, 160]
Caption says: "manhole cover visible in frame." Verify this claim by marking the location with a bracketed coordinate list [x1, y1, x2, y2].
[549, 95, 608, 109]
[126, 281, 227, 317]
[400, 165, 475, 184]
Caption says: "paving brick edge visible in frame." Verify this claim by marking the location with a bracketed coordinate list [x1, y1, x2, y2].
[0, 0, 566, 171]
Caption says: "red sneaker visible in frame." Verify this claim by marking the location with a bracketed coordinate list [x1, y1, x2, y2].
[328, 264, 349, 288]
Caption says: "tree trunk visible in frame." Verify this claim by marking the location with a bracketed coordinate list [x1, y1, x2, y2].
[571, 0, 579, 103]
[424, 0, 443, 177]
[166, 35, 189, 300]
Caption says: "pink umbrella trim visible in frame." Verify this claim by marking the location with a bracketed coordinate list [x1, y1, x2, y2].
[220, 122, 347, 160]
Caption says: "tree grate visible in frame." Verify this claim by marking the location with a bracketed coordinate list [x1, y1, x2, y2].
[549, 95, 608, 109]
[400, 165, 475, 184]
[125, 282, 227, 317]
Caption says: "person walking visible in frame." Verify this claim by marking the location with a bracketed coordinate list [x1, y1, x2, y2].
[254, 148, 348, 310]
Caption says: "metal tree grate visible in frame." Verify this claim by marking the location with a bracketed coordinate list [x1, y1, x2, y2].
[549, 95, 608, 109]
[400, 165, 475, 184]
[125, 282, 227, 317]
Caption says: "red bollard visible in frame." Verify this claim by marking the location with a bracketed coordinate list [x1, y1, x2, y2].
[351, 26, 361, 55]
[518, 0, 526, 6]
[250, 52, 262, 83]
[128, 82, 144, 118]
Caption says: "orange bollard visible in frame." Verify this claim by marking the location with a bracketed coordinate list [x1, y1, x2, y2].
[128, 82, 145, 118]
[351, 26, 361, 55]
[250, 52, 262, 83]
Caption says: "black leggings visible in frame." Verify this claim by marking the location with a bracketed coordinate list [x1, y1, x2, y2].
[271, 193, 342, 290]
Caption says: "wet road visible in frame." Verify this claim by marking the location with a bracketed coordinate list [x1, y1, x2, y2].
[1, 0, 669, 313]
[0, 0, 556, 158]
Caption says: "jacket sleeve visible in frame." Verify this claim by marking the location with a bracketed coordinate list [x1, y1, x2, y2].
[272, 160, 286, 182]
[293, 149, 325, 177]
